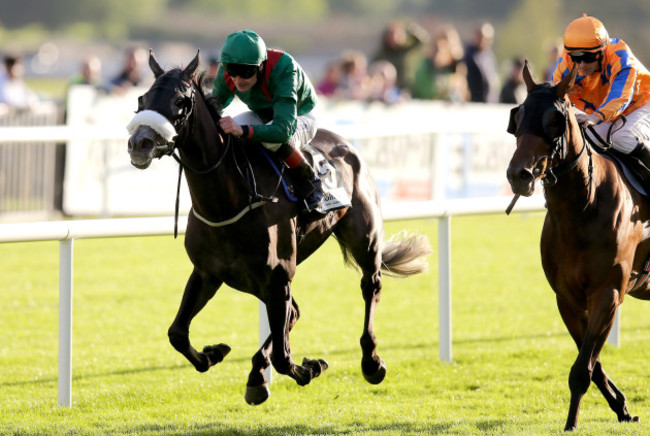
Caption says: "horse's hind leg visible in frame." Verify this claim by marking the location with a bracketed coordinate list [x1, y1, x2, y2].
[334, 215, 386, 384]
[168, 269, 230, 372]
[245, 297, 306, 405]
[359, 268, 386, 384]
[592, 360, 638, 423]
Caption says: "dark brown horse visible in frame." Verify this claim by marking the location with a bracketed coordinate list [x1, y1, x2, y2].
[506, 62, 650, 431]
[127, 50, 432, 405]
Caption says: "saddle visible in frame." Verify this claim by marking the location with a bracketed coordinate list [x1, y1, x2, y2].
[597, 149, 650, 198]
[585, 129, 650, 198]
[258, 144, 352, 213]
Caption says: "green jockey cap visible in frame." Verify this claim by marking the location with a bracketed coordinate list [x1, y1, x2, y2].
[220, 30, 267, 65]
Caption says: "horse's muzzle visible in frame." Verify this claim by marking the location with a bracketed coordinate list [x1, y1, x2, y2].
[128, 126, 161, 170]
[506, 164, 536, 197]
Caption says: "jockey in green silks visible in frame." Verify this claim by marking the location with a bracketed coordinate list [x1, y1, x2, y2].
[210, 29, 324, 213]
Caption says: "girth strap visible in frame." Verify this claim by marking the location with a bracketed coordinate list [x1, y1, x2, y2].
[191, 201, 268, 228]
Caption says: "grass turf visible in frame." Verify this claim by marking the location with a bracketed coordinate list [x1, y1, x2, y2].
[1, 214, 650, 435]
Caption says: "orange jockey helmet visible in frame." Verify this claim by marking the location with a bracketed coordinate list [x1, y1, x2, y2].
[563, 14, 609, 53]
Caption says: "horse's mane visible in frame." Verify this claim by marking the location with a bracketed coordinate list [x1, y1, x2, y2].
[193, 71, 223, 123]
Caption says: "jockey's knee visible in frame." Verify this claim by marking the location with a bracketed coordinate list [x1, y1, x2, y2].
[611, 132, 640, 154]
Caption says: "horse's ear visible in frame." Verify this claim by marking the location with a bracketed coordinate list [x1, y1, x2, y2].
[522, 59, 536, 92]
[556, 64, 577, 98]
[149, 49, 164, 78]
[183, 49, 201, 81]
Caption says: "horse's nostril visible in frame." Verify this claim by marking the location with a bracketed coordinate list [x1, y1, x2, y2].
[141, 137, 154, 150]
[518, 168, 533, 182]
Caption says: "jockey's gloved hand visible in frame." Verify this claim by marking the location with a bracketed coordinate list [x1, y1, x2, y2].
[574, 108, 600, 128]
[573, 108, 589, 124]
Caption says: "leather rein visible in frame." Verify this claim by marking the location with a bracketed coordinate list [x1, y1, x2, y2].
[151, 81, 279, 237]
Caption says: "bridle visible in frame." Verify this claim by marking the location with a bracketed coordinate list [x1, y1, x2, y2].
[507, 94, 593, 214]
[131, 73, 283, 236]
[137, 78, 232, 175]
[538, 101, 592, 188]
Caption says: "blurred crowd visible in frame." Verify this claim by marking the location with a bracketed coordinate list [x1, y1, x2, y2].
[0, 45, 151, 114]
[0, 20, 562, 114]
[315, 20, 560, 106]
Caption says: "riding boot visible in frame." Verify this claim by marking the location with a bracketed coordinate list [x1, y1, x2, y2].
[275, 143, 325, 213]
[630, 143, 650, 191]
[631, 143, 650, 170]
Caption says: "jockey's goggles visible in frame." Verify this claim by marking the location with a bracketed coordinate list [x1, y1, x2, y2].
[569, 51, 601, 64]
[224, 63, 259, 79]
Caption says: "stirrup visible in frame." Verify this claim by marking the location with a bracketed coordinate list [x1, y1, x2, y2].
[302, 190, 325, 214]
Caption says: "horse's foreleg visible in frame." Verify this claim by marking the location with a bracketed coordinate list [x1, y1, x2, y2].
[168, 269, 229, 372]
[558, 291, 622, 431]
[360, 270, 386, 384]
[244, 298, 303, 405]
[265, 280, 327, 389]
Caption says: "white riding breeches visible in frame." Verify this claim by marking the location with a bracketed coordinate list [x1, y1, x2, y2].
[585, 101, 650, 153]
[232, 111, 317, 152]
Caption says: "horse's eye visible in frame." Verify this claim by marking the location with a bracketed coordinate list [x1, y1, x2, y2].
[174, 98, 185, 107]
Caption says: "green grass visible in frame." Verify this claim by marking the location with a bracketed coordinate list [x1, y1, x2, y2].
[2, 214, 650, 435]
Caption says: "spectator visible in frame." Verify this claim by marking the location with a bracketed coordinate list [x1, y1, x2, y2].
[544, 39, 563, 82]
[411, 25, 468, 102]
[373, 20, 430, 91]
[0, 54, 40, 111]
[499, 56, 527, 104]
[69, 56, 106, 90]
[368, 60, 408, 105]
[464, 22, 500, 103]
[316, 61, 342, 98]
[337, 50, 371, 101]
[109, 47, 146, 94]
[202, 54, 220, 90]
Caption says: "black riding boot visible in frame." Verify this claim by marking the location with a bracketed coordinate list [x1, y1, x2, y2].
[631, 143, 650, 170]
[288, 160, 325, 213]
[274, 142, 325, 213]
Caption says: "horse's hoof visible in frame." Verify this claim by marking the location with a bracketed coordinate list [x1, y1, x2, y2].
[202, 343, 231, 366]
[618, 415, 639, 423]
[302, 357, 329, 378]
[362, 358, 387, 385]
[245, 382, 270, 405]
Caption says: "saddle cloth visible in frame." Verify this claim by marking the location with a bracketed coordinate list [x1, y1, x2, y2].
[302, 144, 352, 213]
[261, 143, 352, 213]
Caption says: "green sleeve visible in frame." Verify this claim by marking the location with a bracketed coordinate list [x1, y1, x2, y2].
[210, 67, 235, 111]
[248, 65, 300, 143]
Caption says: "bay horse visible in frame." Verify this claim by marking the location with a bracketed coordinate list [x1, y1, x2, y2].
[506, 61, 650, 431]
[126, 50, 432, 405]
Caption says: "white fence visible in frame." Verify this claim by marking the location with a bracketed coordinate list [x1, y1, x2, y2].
[0, 104, 62, 218]
[0, 95, 517, 219]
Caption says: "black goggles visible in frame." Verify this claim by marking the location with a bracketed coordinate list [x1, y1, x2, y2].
[569, 51, 600, 64]
[224, 63, 259, 79]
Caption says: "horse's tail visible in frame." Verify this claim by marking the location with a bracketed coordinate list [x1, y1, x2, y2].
[380, 231, 433, 278]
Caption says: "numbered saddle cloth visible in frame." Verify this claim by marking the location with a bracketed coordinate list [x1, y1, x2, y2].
[302, 144, 352, 213]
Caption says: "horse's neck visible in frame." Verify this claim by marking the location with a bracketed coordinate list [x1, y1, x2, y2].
[179, 97, 250, 217]
[544, 124, 596, 217]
